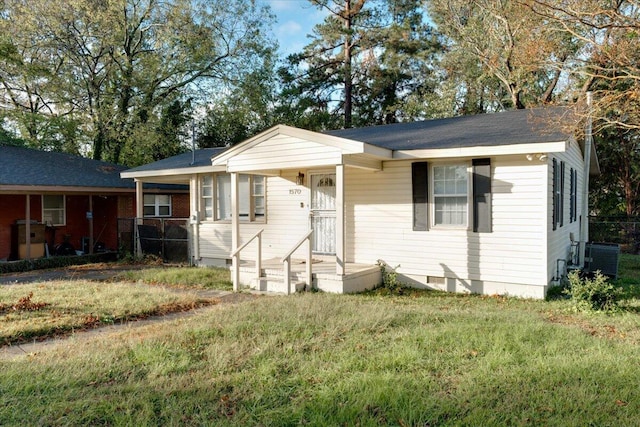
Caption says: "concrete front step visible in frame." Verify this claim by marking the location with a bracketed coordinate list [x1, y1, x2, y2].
[254, 277, 308, 293]
[238, 263, 381, 294]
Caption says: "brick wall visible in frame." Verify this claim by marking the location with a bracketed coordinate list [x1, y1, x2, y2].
[171, 194, 190, 218]
[0, 191, 189, 260]
[0, 195, 42, 260]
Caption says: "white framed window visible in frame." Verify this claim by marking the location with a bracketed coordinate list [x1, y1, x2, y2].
[143, 194, 172, 217]
[42, 195, 65, 226]
[253, 175, 265, 219]
[201, 175, 214, 220]
[216, 173, 232, 220]
[200, 174, 265, 222]
[432, 163, 469, 227]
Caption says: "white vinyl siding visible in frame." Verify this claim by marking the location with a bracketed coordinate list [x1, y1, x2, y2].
[198, 171, 310, 260]
[547, 141, 584, 282]
[193, 143, 582, 296]
[226, 135, 343, 171]
[345, 157, 547, 288]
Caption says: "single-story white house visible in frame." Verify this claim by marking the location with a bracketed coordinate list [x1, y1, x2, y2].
[122, 107, 599, 299]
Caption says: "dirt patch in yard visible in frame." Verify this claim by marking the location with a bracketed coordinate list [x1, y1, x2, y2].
[0, 262, 152, 285]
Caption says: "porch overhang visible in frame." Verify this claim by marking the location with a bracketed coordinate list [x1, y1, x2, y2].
[121, 165, 226, 182]
[224, 154, 384, 173]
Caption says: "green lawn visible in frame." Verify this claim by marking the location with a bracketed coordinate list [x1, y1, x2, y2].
[1, 260, 640, 425]
[0, 280, 217, 345]
[116, 265, 233, 290]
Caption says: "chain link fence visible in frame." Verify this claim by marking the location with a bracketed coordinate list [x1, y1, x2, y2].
[589, 216, 640, 253]
[117, 218, 190, 263]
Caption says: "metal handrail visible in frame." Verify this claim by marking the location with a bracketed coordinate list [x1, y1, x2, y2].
[281, 229, 313, 294]
[231, 229, 263, 291]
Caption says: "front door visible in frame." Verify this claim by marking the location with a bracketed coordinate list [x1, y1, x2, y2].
[310, 173, 336, 254]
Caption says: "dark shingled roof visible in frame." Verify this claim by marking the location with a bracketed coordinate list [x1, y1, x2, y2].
[325, 107, 573, 150]
[123, 148, 226, 173]
[0, 145, 184, 190]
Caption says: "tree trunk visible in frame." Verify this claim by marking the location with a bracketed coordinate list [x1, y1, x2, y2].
[343, 0, 353, 128]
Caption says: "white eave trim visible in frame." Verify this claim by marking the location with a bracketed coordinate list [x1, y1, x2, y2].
[121, 165, 226, 179]
[393, 141, 568, 159]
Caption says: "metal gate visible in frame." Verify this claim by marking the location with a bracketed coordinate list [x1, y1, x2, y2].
[117, 218, 190, 263]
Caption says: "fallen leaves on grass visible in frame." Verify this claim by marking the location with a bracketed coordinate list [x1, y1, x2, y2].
[0, 292, 49, 314]
[80, 299, 221, 330]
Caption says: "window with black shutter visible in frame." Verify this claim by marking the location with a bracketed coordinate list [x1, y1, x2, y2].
[412, 162, 428, 231]
[472, 158, 492, 233]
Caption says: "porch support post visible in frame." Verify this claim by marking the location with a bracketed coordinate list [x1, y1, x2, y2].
[231, 172, 240, 291]
[135, 180, 143, 257]
[89, 195, 94, 254]
[336, 164, 345, 276]
[25, 194, 31, 260]
[189, 174, 200, 264]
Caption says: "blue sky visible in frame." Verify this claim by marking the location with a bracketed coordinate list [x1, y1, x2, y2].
[260, 0, 328, 57]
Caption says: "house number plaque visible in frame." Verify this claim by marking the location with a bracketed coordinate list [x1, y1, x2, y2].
[289, 189, 302, 195]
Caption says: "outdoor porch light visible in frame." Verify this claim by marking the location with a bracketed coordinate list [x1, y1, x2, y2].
[526, 153, 548, 162]
[296, 172, 305, 185]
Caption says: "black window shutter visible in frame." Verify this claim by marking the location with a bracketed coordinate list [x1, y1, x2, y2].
[573, 170, 578, 222]
[560, 161, 565, 227]
[412, 162, 428, 231]
[569, 168, 574, 223]
[472, 158, 492, 233]
[552, 158, 557, 231]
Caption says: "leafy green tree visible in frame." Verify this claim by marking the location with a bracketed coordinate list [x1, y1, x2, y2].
[526, 0, 640, 131]
[590, 126, 640, 217]
[198, 57, 281, 147]
[428, 0, 579, 111]
[524, 1, 640, 216]
[0, 0, 275, 165]
[0, 8, 77, 152]
[279, 0, 440, 129]
[353, 0, 441, 124]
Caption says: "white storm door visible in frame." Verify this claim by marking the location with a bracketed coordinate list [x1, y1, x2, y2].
[310, 173, 336, 254]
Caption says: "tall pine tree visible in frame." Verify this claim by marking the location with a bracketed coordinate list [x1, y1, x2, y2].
[279, 0, 440, 130]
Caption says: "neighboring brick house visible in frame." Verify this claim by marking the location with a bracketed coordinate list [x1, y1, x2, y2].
[0, 145, 188, 261]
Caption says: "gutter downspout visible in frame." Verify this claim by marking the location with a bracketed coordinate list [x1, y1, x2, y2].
[579, 92, 593, 266]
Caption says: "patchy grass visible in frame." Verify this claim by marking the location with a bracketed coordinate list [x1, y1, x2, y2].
[116, 266, 233, 290]
[0, 281, 217, 345]
[1, 292, 640, 425]
[616, 253, 640, 298]
[1, 258, 640, 424]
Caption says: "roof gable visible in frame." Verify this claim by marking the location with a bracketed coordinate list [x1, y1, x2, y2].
[211, 125, 391, 167]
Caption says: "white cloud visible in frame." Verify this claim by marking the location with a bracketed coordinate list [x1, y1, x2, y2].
[268, 0, 297, 12]
[277, 20, 302, 37]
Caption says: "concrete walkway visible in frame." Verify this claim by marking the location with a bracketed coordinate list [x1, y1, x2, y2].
[0, 265, 269, 360]
[0, 263, 149, 285]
